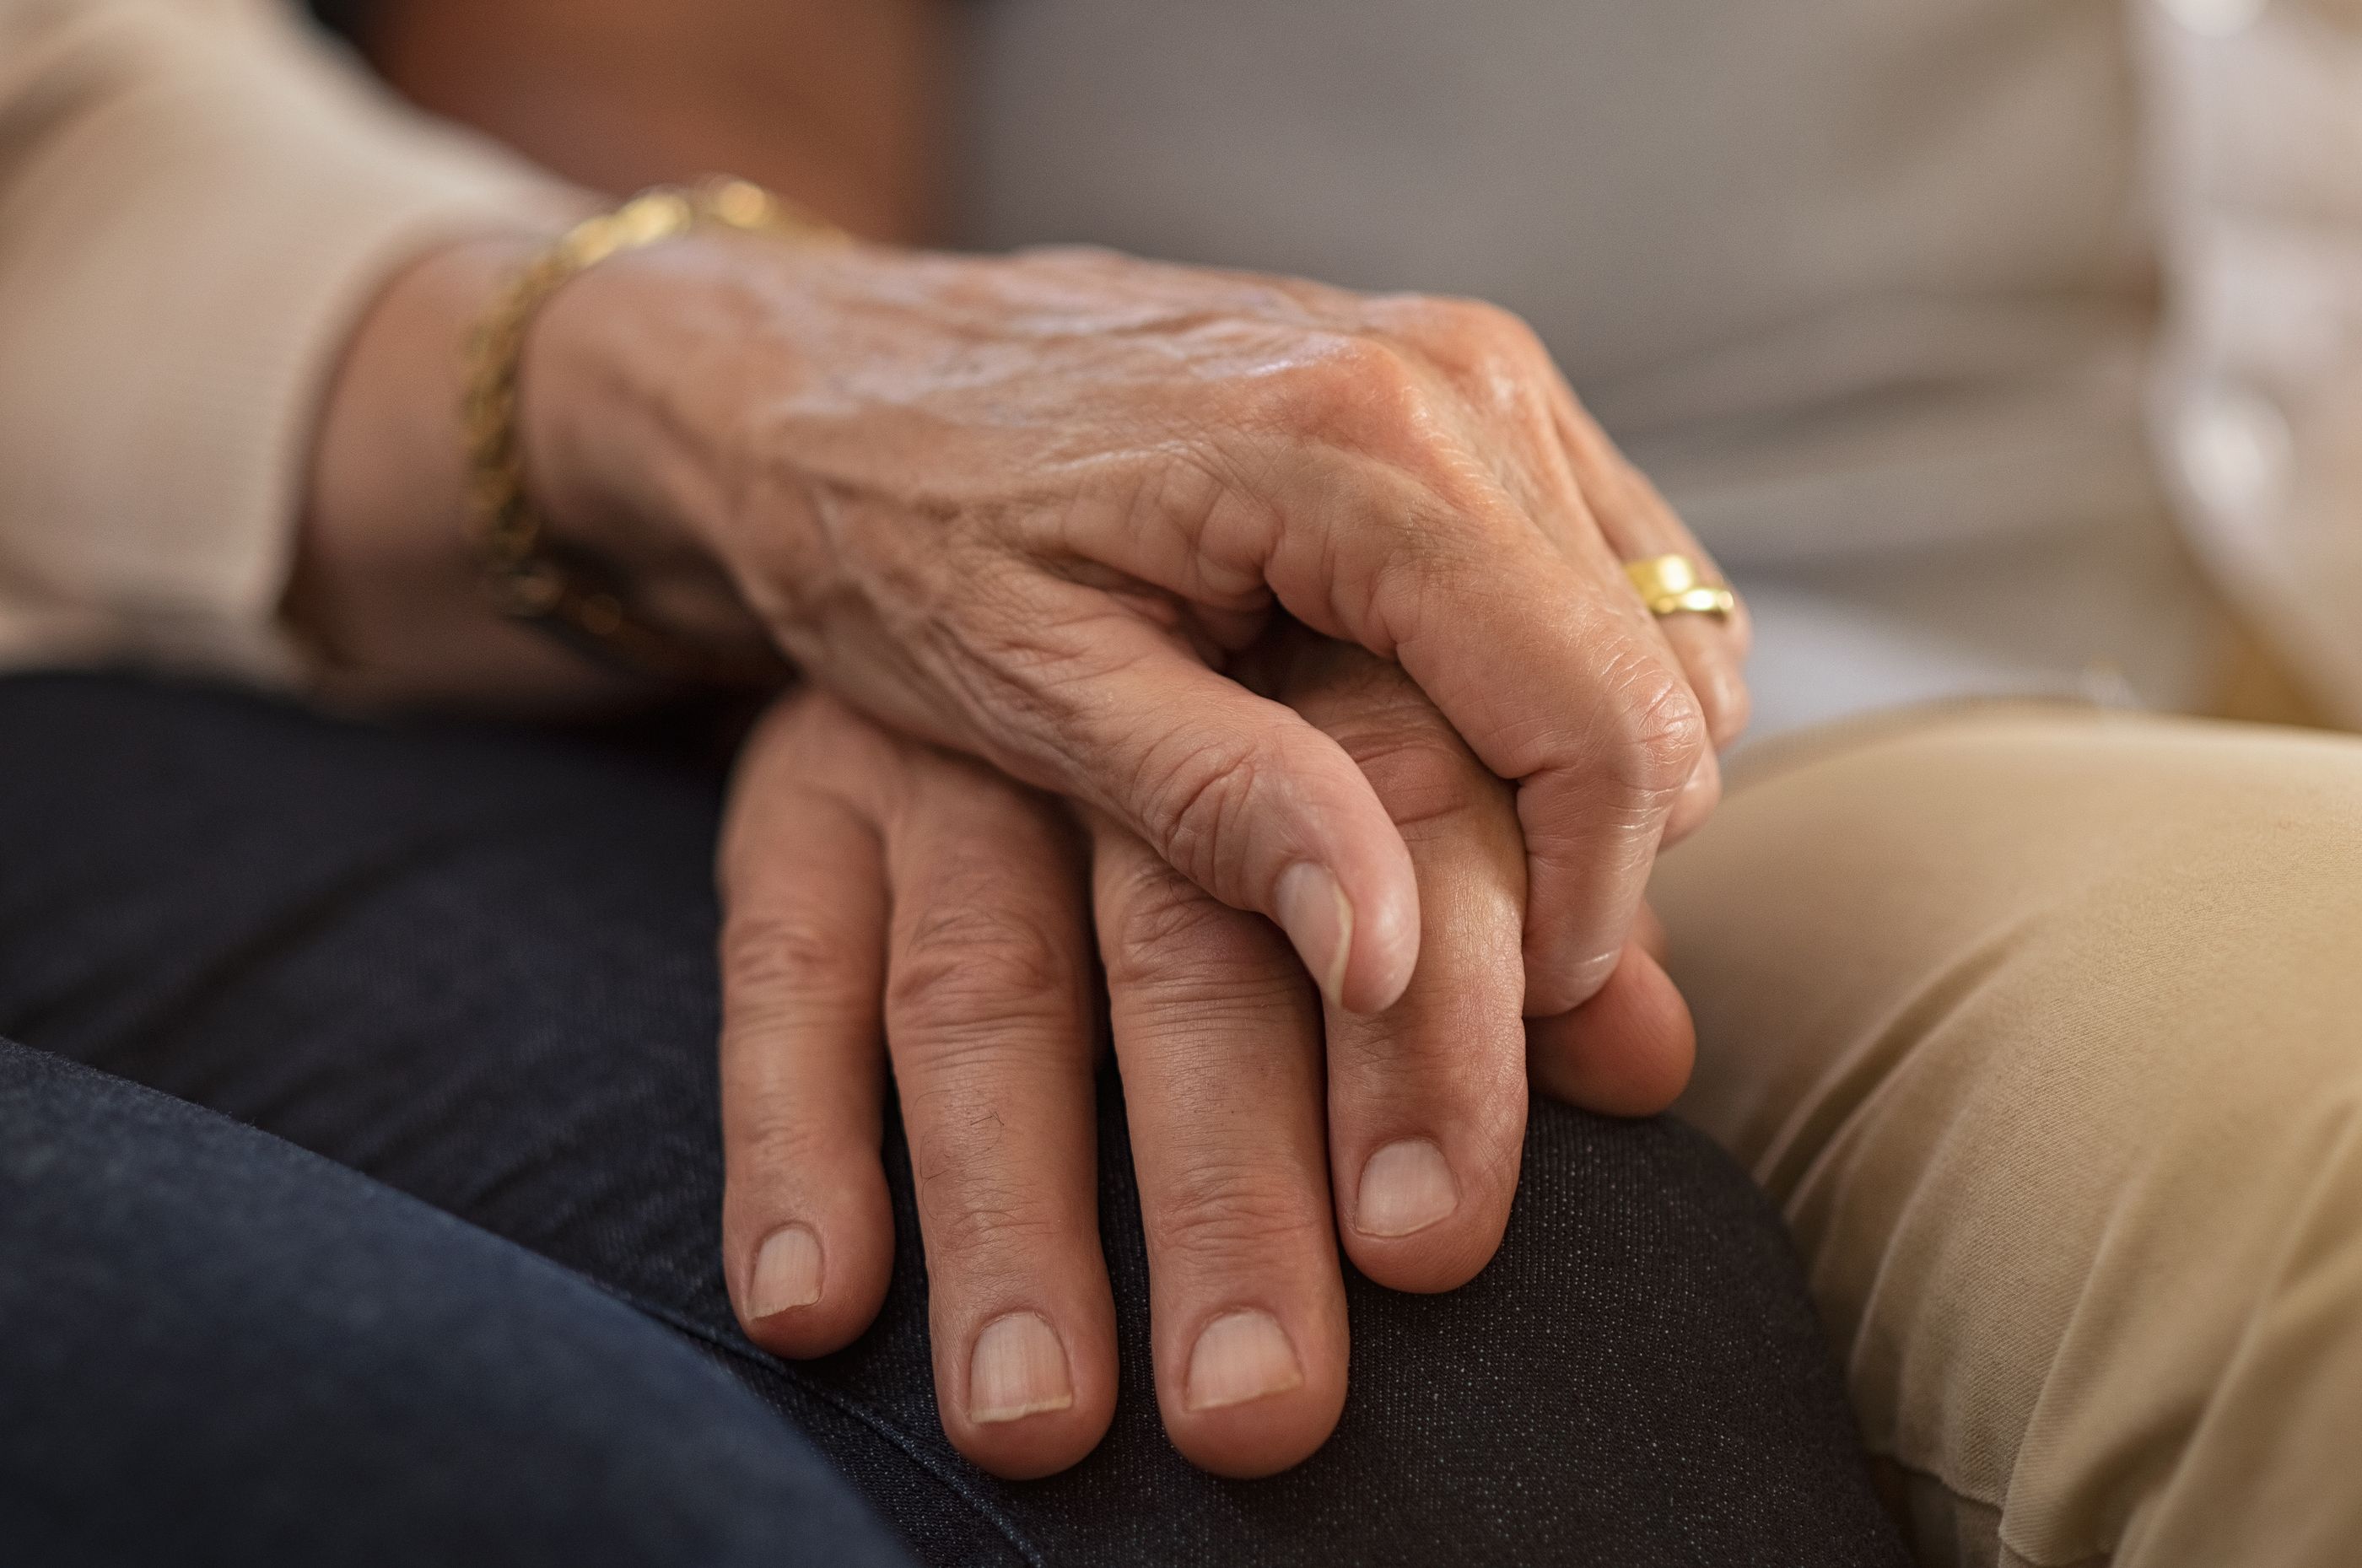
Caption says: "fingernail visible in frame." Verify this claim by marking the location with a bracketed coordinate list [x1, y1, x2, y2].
[1275, 862, 1353, 1007]
[749, 1225, 823, 1317]
[1355, 1139, 1459, 1238]
[968, 1312, 1076, 1425]
[1184, 1309, 1304, 1412]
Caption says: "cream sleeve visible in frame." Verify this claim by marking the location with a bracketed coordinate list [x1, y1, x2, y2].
[0, 0, 573, 682]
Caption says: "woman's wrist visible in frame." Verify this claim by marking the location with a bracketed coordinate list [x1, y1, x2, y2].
[294, 227, 778, 708]
[294, 233, 604, 707]
[514, 229, 832, 632]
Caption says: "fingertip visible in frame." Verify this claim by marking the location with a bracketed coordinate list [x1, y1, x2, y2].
[1274, 861, 1356, 1006]
[1519, 936, 1623, 1020]
[735, 1244, 883, 1360]
[1660, 744, 1723, 848]
[1161, 1305, 1347, 1479]
[1340, 862, 1422, 1015]
[1090, 811, 1352, 1479]
[1663, 621, 1752, 753]
[1063, 645, 1422, 1015]
[1340, 1129, 1519, 1295]
[727, 1177, 896, 1360]
[749, 1223, 825, 1317]
[941, 1305, 1118, 1479]
[1275, 853, 1421, 1017]
[1354, 1138, 1459, 1240]
[1527, 942, 1696, 1116]
[1705, 662, 1752, 750]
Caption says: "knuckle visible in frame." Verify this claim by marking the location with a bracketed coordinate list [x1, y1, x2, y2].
[1136, 732, 1265, 891]
[1104, 867, 1232, 973]
[1103, 866, 1290, 1003]
[1290, 650, 1478, 802]
[1264, 332, 1431, 448]
[722, 911, 860, 1004]
[1389, 294, 1550, 391]
[896, 1043, 1071, 1192]
[1583, 648, 1707, 804]
[916, 1176, 1069, 1270]
[894, 1064, 1087, 1269]
[1380, 291, 1511, 342]
[895, 1011, 1079, 1097]
[1148, 1158, 1327, 1271]
[1323, 331, 1421, 399]
[887, 902, 1081, 1040]
[1438, 296, 1543, 359]
[1135, 444, 1281, 595]
[727, 1113, 837, 1183]
[1338, 728, 1496, 834]
[1122, 967, 1308, 1029]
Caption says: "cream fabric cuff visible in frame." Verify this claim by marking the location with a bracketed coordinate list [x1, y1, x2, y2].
[0, 0, 578, 684]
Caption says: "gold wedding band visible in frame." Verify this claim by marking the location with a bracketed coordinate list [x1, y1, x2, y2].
[1624, 554, 1737, 619]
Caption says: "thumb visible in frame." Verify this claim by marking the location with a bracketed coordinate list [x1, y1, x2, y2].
[991, 618, 1421, 1016]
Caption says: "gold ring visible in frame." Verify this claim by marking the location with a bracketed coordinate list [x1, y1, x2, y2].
[1624, 554, 1737, 619]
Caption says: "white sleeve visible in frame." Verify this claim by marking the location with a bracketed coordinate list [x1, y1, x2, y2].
[0, 0, 573, 682]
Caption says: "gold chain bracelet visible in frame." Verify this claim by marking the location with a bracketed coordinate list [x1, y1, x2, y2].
[461, 178, 845, 686]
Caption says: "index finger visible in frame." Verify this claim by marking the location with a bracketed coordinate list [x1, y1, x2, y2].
[1276, 641, 1530, 1294]
[1051, 341, 1707, 1019]
[1084, 811, 1348, 1479]
[1262, 461, 1707, 1017]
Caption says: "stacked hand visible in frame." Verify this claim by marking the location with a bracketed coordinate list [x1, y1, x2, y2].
[719, 634, 1701, 1479]
[308, 226, 1750, 1477]
[528, 238, 1750, 1018]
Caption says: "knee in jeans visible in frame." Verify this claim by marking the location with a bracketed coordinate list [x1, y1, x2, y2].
[1505, 1100, 1825, 1344]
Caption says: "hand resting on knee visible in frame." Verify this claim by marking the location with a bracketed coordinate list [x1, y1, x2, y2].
[712, 632, 1695, 1479]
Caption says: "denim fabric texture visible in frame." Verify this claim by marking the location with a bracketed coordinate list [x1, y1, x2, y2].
[0, 1041, 916, 1567]
[0, 673, 1909, 1565]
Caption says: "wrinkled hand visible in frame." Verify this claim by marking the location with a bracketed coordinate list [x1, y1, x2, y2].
[537, 240, 1747, 1020]
[713, 641, 1693, 1480]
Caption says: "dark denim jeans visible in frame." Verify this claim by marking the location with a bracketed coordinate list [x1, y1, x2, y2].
[0, 673, 1906, 1565]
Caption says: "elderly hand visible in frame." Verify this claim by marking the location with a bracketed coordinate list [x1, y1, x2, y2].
[713, 638, 1693, 1479]
[531, 238, 1747, 1021]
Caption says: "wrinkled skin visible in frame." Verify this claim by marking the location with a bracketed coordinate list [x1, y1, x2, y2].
[531, 238, 1749, 1021]
[302, 221, 1744, 1484]
[715, 634, 1696, 1480]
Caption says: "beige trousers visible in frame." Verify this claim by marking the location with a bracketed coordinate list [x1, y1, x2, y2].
[1653, 706, 2362, 1568]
